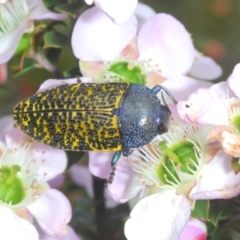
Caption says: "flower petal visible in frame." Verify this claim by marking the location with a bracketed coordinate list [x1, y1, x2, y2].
[220, 131, 240, 158]
[228, 63, 240, 98]
[108, 156, 143, 203]
[39, 225, 81, 240]
[48, 174, 65, 189]
[71, 6, 137, 61]
[37, 77, 93, 93]
[0, 23, 26, 64]
[0, 63, 7, 83]
[94, 0, 138, 24]
[6, 128, 67, 181]
[0, 115, 14, 141]
[161, 76, 212, 102]
[188, 53, 222, 80]
[85, 0, 93, 4]
[177, 82, 228, 125]
[27, 0, 67, 20]
[27, 189, 72, 238]
[179, 218, 207, 240]
[124, 190, 191, 240]
[138, 13, 195, 78]
[31, 142, 68, 181]
[88, 151, 113, 179]
[80, 61, 105, 81]
[190, 150, 240, 199]
[0, 205, 38, 240]
[134, 2, 156, 28]
[70, 164, 94, 197]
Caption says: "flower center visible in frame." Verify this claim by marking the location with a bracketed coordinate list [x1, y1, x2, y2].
[107, 61, 146, 85]
[157, 141, 199, 185]
[0, 0, 29, 37]
[232, 115, 240, 132]
[0, 165, 25, 204]
[131, 121, 206, 191]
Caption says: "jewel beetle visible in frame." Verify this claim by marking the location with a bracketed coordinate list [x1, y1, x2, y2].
[13, 81, 176, 168]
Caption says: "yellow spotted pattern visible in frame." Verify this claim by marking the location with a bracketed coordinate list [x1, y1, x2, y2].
[13, 82, 130, 151]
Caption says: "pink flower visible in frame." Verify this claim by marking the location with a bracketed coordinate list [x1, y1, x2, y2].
[188, 50, 222, 81]
[0, 116, 78, 240]
[179, 218, 207, 240]
[84, 0, 138, 24]
[98, 106, 240, 239]
[0, 63, 7, 83]
[71, 6, 221, 91]
[177, 63, 240, 158]
[0, 0, 67, 64]
[124, 190, 191, 240]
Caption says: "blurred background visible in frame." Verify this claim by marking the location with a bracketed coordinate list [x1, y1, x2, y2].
[1, 0, 240, 239]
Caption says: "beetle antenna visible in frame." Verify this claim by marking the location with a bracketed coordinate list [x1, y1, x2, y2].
[161, 91, 167, 106]
[151, 85, 177, 104]
[161, 87, 177, 104]
[161, 92, 171, 116]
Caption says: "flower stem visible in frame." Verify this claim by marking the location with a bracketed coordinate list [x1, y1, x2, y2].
[93, 175, 110, 240]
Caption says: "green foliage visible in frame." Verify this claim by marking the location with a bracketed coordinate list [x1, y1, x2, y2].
[63, 66, 81, 79]
[44, 31, 70, 49]
[231, 157, 240, 174]
[192, 200, 210, 220]
[55, 1, 85, 18]
[43, 0, 69, 12]
[208, 200, 226, 227]
[15, 35, 30, 55]
[12, 59, 36, 78]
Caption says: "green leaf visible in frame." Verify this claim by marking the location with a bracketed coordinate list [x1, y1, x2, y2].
[46, 48, 62, 64]
[74, 209, 94, 224]
[220, 201, 239, 219]
[210, 230, 232, 240]
[63, 66, 81, 78]
[231, 157, 240, 174]
[232, 221, 240, 233]
[12, 59, 35, 77]
[206, 221, 216, 235]
[15, 34, 30, 55]
[209, 200, 226, 226]
[44, 31, 69, 49]
[55, 2, 84, 18]
[191, 200, 210, 220]
[43, 0, 68, 12]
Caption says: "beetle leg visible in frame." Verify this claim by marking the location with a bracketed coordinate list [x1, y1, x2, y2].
[151, 85, 162, 94]
[75, 76, 81, 83]
[151, 85, 177, 104]
[111, 150, 122, 166]
[105, 165, 116, 187]
[123, 148, 132, 157]
[105, 151, 122, 187]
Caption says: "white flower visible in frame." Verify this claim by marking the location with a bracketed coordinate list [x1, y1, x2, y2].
[0, 122, 74, 239]
[84, 0, 138, 24]
[102, 106, 240, 239]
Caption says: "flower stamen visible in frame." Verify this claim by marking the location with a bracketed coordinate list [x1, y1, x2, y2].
[159, 141, 180, 164]
[0, 0, 29, 37]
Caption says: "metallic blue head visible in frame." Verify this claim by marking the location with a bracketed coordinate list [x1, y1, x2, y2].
[119, 84, 171, 150]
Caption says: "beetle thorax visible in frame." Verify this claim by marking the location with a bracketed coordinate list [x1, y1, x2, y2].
[119, 84, 168, 149]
